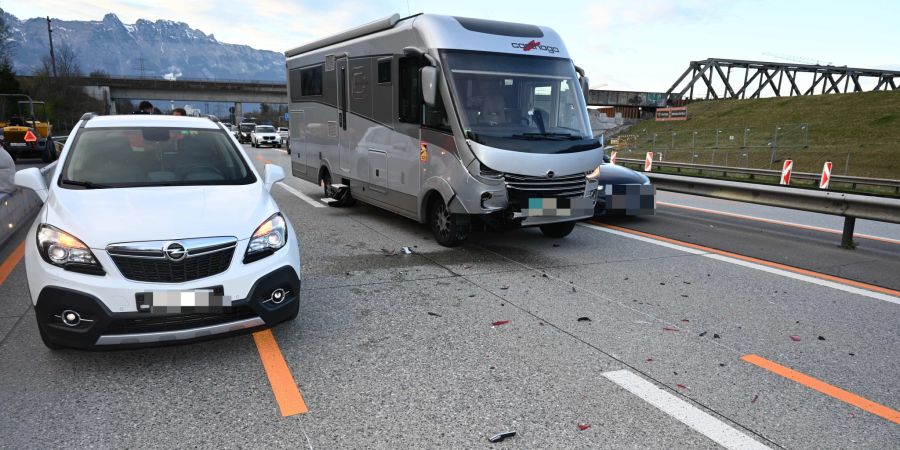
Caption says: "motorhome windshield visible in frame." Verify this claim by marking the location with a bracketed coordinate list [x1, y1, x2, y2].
[443, 51, 598, 154]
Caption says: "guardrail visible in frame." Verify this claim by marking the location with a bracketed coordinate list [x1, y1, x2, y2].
[645, 172, 900, 248]
[0, 162, 56, 248]
[617, 158, 900, 194]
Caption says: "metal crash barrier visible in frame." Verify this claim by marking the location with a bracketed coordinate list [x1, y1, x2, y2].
[0, 162, 56, 248]
[646, 172, 900, 248]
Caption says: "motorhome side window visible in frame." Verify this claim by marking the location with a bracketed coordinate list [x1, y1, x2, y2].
[300, 65, 323, 96]
[398, 57, 422, 124]
[377, 58, 391, 84]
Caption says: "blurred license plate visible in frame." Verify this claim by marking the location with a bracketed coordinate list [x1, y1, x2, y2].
[136, 286, 228, 313]
[9, 143, 26, 147]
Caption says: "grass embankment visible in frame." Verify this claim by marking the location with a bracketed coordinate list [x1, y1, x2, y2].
[619, 90, 900, 180]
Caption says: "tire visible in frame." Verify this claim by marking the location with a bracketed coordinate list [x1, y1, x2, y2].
[38, 323, 64, 351]
[539, 221, 576, 238]
[429, 197, 469, 247]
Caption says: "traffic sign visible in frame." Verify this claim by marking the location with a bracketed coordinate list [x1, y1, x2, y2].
[644, 152, 653, 172]
[284, 113, 289, 121]
[610, 151, 617, 165]
[780, 160, 793, 185]
[819, 161, 832, 189]
[23, 130, 37, 143]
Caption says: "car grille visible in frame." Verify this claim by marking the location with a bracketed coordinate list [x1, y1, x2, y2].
[107, 237, 237, 283]
[104, 306, 258, 335]
[503, 172, 587, 206]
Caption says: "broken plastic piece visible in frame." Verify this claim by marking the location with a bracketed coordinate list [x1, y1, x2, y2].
[488, 431, 516, 443]
[681, 319, 690, 323]
[381, 248, 397, 256]
[676, 384, 687, 389]
[401, 246, 413, 254]
[751, 394, 758, 404]
[663, 326, 679, 332]
[500, 285, 510, 290]
[790, 335, 802, 342]
[713, 333, 720, 339]
[492, 320, 510, 327]
[577, 423, 591, 431]
[699, 331, 707, 337]
[817, 336, 825, 341]
[577, 317, 591, 322]
[646, 358, 654, 362]
[427, 312, 442, 317]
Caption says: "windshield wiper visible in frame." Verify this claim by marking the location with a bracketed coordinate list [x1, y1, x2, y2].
[509, 132, 584, 141]
[60, 179, 113, 189]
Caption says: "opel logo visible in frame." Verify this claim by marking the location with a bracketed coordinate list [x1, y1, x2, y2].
[164, 242, 187, 262]
[546, 170, 555, 179]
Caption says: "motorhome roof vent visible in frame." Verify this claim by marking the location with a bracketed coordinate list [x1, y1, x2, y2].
[453, 16, 544, 38]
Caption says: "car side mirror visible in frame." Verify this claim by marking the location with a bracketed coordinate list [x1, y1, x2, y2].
[580, 75, 590, 102]
[263, 164, 285, 192]
[421, 66, 439, 107]
[15, 167, 49, 202]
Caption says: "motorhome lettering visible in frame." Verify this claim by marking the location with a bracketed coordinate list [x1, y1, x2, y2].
[284, 14, 603, 246]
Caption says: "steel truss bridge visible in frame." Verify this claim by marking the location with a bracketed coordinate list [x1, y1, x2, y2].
[666, 58, 900, 102]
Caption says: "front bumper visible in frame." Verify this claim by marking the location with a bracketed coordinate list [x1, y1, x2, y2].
[34, 265, 300, 349]
[594, 183, 656, 216]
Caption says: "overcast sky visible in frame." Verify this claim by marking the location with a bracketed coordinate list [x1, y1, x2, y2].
[5, 0, 899, 91]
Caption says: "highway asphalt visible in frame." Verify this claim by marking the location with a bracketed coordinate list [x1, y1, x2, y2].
[0, 144, 897, 448]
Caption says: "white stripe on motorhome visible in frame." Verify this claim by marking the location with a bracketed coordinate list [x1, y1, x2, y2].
[277, 182, 326, 208]
[602, 370, 771, 450]
[578, 223, 900, 304]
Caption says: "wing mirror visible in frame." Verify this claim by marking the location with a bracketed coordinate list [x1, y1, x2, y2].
[15, 167, 49, 202]
[263, 164, 285, 192]
[421, 66, 439, 107]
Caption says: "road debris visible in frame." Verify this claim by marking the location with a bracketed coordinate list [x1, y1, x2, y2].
[676, 384, 687, 389]
[541, 273, 549, 278]
[572, 286, 577, 292]
[427, 312, 442, 317]
[718, 363, 726, 367]
[713, 333, 721, 339]
[468, 294, 476, 298]
[488, 431, 516, 443]
[577, 317, 591, 322]
[552, 243, 560, 247]
[699, 331, 707, 337]
[491, 320, 510, 327]
[401, 246, 414, 254]
[577, 423, 591, 431]
[663, 326, 680, 332]
[680, 319, 690, 323]
[751, 394, 759, 404]
[790, 335, 802, 342]
[646, 358, 654, 362]
[381, 248, 397, 256]
[818, 336, 825, 341]
[500, 285, 510, 290]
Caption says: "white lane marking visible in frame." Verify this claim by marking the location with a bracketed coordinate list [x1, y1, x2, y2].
[578, 223, 900, 304]
[658, 201, 900, 245]
[602, 370, 771, 450]
[579, 222, 708, 255]
[704, 254, 900, 305]
[277, 182, 326, 208]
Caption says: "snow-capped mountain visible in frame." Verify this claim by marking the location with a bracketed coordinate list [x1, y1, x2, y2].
[4, 12, 285, 81]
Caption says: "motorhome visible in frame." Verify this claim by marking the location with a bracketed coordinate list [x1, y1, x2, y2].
[285, 14, 603, 246]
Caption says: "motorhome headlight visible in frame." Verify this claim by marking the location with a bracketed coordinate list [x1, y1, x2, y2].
[585, 165, 602, 180]
[37, 224, 104, 275]
[244, 213, 287, 263]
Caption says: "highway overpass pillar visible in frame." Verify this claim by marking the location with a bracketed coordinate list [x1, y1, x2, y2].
[234, 102, 242, 123]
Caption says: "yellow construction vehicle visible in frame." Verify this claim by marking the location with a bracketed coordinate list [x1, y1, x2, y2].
[1, 99, 56, 162]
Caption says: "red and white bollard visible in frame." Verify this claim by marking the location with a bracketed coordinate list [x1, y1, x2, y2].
[644, 152, 654, 172]
[779, 159, 793, 185]
[610, 151, 617, 165]
[819, 161, 832, 189]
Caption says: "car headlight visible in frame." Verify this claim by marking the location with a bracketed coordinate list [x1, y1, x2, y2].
[244, 213, 287, 263]
[37, 224, 105, 275]
[585, 165, 601, 180]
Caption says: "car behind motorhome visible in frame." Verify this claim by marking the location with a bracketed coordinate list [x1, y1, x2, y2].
[285, 14, 603, 246]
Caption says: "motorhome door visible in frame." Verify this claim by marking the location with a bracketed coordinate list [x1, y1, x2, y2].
[336, 57, 351, 174]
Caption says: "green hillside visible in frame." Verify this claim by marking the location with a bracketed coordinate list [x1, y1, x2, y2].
[620, 90, 900, 179]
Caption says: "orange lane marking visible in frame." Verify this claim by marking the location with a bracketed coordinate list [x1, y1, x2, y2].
[252, 329, 308, 416]
[0, 241, 25, 286]
[742, 354, 900, 424]
[658, 201, 900, 245]
[591, 221, 900, 298]
[255, 155, 272, 164]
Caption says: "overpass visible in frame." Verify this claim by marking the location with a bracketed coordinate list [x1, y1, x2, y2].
[20, 75, 289, 120]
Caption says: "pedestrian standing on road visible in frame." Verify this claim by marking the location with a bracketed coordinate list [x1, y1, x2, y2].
[0, 146, 15, 194]
[135, 101, 154, 114]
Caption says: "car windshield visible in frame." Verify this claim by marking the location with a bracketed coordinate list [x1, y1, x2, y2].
[443, 51, 598, 154]
[256, 126, 276, 133]
[60, 127, 256, 188]
[240, 124, 255, 131]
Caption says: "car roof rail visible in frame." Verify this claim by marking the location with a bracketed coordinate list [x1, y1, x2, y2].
[79, 112, 99, 128]
[206, 114, 220, 123]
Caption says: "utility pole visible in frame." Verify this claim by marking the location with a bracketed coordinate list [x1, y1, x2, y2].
[46, 17, 57, 77]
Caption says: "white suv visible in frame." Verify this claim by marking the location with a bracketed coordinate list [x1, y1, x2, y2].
[251, 125, 280, 148]
[14, 114, 301, 350]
